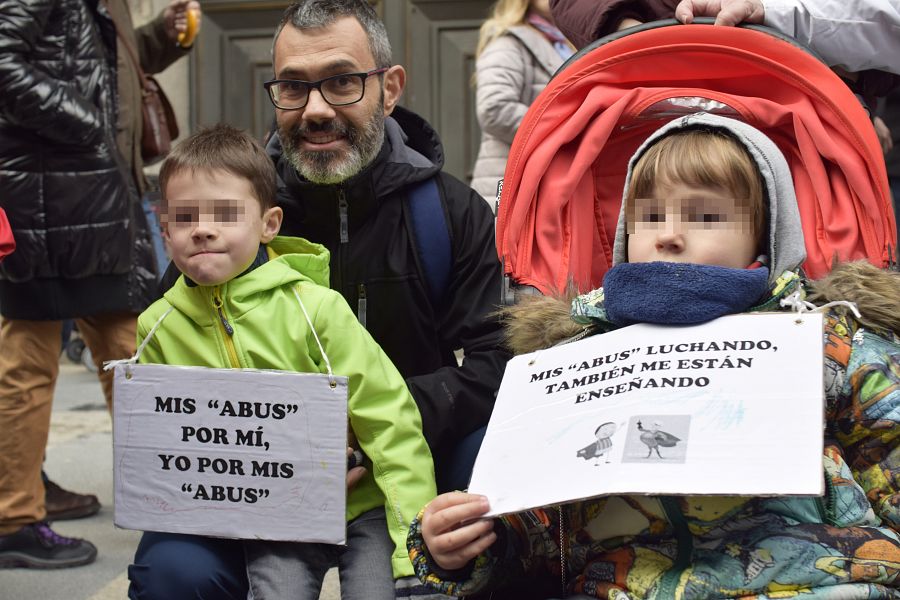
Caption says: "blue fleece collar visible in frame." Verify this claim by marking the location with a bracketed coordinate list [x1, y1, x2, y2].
[586, 262, 770, 327]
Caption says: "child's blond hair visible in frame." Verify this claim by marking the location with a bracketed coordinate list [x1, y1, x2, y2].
[625, 129, 766, 246]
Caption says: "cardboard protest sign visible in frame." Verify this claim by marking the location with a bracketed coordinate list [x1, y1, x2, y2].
[113, 364, 348, 543]
[467, 312, 824, 516]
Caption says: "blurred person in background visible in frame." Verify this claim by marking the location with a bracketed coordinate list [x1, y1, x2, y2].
[470, 0, 574, 205]
[0, 0, 199, 570]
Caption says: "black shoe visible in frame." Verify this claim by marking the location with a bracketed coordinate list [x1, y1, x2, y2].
[0, 522, 97, 568]
[44, 479, 101, 521]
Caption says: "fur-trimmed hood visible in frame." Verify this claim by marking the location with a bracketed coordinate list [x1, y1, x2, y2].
[806, 261, 900, 334]
[504, 261, 900, 355]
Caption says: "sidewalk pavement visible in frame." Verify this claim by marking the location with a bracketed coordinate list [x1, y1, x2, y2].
[2, 359, 338, 600]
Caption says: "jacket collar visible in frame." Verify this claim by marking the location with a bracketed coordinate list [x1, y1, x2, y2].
[163, 236, 330, 327]
[506, 24, 569, 74]
[270, 106, 443, 240]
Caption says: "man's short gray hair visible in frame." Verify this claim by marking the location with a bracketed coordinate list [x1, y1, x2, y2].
[273, 0, 393, 69]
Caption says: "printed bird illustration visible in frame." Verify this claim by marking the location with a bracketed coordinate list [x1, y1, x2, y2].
[636, 420, 680, 458]
[576, 422, 617, 465]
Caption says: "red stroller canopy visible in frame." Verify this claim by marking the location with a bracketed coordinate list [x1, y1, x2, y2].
[496, 22, 896, 294]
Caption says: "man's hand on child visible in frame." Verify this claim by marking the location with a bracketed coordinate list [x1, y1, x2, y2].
[674, 0, 765, 27]
[422, 492, 496, 571]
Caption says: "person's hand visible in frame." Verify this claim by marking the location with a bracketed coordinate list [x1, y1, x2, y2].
[163, 0, 202, 45]
[674, 0, 764, 27]
[873, 116, 894, 155]
[616, 17, 643, 31]
[422, 492, 496, 571]
[346, 447, 366, 490]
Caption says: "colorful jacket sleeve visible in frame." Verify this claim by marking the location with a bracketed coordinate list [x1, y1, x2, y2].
[408, 506, 563, 596]
[307, 284, 438, 578]
[825, 311, 900, 531]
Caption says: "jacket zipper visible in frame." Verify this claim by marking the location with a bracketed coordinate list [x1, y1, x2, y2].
[357, 283, 367, 328]
[338, 190, 349, 244]
[821, 473, 837, 525]
[657, 496, 692, 599]
[211, 287, 241, 368]
[335, 188, 348, 307]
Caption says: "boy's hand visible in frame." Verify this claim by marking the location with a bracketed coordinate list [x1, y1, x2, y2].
[346, 446, 366, 490]
[422, 492, 496, 571]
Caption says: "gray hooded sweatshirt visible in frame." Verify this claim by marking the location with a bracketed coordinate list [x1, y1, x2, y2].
[612, 112, 808, 286]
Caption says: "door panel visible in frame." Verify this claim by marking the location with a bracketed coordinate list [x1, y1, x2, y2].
[191, 0, 490, 182]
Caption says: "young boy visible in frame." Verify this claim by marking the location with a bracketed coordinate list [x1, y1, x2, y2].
[407, 113, 900, 599]
[133, 124, 436, 598]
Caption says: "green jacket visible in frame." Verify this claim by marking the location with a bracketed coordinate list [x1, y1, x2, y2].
[137, 236, 436, 578]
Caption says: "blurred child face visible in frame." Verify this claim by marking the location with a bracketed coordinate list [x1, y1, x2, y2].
[627, 181, 758, 269]
[162, 169, 282, 286]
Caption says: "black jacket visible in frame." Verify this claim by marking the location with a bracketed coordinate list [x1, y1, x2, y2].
[270, 106, 510, 468]
[0, 0, 158, 320]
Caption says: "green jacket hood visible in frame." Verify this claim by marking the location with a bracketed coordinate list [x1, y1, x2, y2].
[266, 236, 331, 288]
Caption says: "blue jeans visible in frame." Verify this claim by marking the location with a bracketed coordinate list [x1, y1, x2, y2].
[436, 426, 486, 493]
[246, 507, 394, 600]
[141, 196, 168, 278]
[128, 532, 246, 600]
[127, 508, 393, 600]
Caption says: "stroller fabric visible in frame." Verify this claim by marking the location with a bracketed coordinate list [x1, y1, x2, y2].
[496, 22, 897, 294]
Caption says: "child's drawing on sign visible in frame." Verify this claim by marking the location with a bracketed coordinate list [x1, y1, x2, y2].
[622, 415, 690, 464]
[576, 422, 618, 465]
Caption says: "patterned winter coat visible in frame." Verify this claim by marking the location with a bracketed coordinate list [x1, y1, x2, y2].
[408, 262, 900, 599]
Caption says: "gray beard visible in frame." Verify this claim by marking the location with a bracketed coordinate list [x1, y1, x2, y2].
[280, 110, 385, 185]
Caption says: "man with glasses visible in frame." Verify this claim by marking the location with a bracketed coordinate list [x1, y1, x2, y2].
[127, 0, 508, 597]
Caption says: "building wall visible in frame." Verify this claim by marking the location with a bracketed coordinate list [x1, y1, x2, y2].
[133, 0, 491, 184]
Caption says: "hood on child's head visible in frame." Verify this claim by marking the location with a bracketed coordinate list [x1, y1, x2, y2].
[612, 113, 807, 288]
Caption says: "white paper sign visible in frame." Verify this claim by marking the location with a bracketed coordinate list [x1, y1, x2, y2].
[113, 363, 348, 543]
[468, 312, 824, 516]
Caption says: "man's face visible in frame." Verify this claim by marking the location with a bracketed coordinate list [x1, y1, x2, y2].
[272, 18, 394, 184]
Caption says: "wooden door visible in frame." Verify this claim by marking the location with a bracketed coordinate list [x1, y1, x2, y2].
[190, 0, 490, 182]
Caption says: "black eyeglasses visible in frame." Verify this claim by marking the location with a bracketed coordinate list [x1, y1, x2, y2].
[263, 68, 389, 110]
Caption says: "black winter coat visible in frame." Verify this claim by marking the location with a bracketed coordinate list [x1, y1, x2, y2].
[0, 0, 158, 320]
[270, 106, 511, 470]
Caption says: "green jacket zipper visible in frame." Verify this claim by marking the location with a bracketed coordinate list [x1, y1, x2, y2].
[657, 496, 693, 599]
[211, 287, 241, 368]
